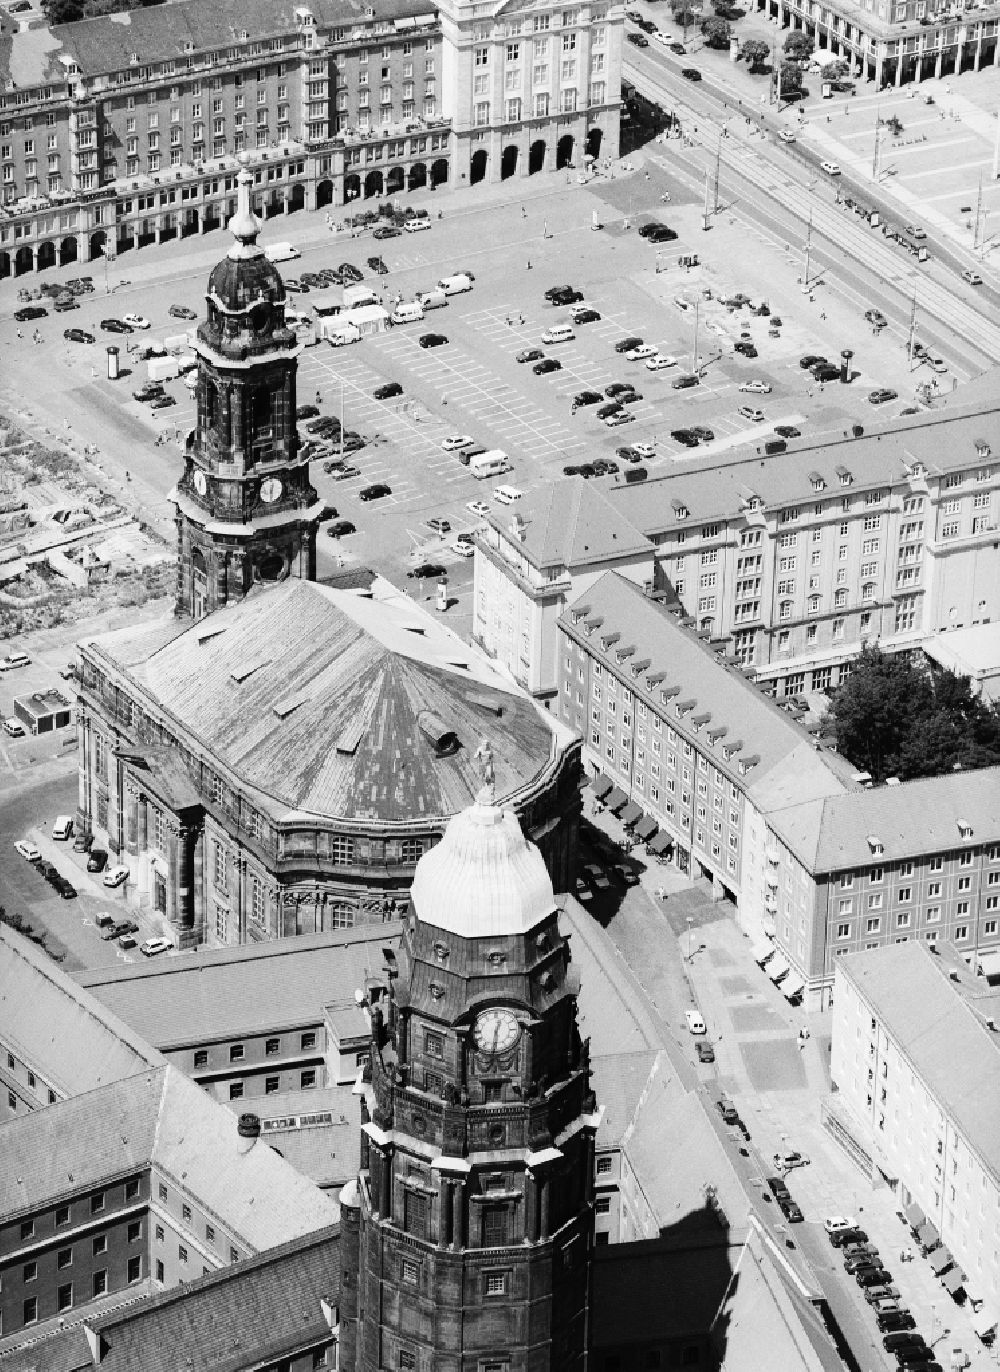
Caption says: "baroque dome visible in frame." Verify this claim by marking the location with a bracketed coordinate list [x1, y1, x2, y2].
[410, 794, 558, 938]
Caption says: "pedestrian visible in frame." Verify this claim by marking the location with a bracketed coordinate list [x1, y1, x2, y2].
[521, 204, 527, 218]
[527, 259, 532, 270]
[820, 311, 827, 320]
[518, 312, 524, 325]
[315, 389, 322, 406]
[16, 328, 22, 339]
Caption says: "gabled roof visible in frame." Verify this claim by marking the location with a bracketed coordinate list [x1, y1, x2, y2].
[0, 924, 164, 1098]
[769, 766, 1000, 872]
[607, 402, 1000, 536]
[82, 579, 566, 825]
[483, 477, 652, 571]
[563, 574, 857, 809]
[0, 1065, 339, 1245]
[838, 942, 1000, 1180]
[78, 925, 397, 1049]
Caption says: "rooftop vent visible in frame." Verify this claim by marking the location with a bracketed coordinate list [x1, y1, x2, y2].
[237, 1112, 261, 1142]
[417, 711, 459, 757]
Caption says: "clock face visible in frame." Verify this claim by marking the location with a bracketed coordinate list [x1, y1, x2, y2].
[259, 477, 283, 504]
[474, 1008, 520, 1055]
[193, 470, 207, 496]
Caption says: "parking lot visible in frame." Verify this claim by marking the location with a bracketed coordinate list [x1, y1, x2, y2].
[1, 147, 976, 612]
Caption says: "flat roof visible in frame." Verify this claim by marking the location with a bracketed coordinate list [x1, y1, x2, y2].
[838, 941, 1000, 1182]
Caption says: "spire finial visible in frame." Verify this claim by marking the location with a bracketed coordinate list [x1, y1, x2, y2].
[227, 152, 262, 253]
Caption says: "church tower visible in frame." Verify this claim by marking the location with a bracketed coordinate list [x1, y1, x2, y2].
[171, 160, 320, 619]
[339, 792, 599, 1372]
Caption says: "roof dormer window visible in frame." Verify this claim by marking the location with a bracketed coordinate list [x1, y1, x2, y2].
[866, 834, 884, 856]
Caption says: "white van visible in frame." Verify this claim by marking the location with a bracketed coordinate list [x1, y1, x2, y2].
[541, 324, 575, 345]
[685, 1010, 707, 1036]
[391, 301, 425, 325]
[438, 274, 472, 295]
[52, 815, 74, 840]
[469, 449, 510, 479]
[264, 241, 301, 262]
[417, 289, 448, 311]
[404, 219, 431, 234]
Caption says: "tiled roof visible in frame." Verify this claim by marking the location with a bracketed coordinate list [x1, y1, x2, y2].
[607, 403, 1000, 537]
[770, 766, 1000, 872]
[83, 579, 567, 825]
[226, 1084, 360, 1191]
[839, 942, 1000, 1180]
[88, 1225, 341, 1372]
[0, 1065, 338, 1244]
[623, 1080, 750, 1243]
[564, 574, 857, 809]
[77, 925, 398, 1049]
[482, 478, 652, 570]
[590, 1050, 661, 1149]
[0, 924, 164, 1097]
[561, 898, 665, 1058]
[44, 0, 434, 79]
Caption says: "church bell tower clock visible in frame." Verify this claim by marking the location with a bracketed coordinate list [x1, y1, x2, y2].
[338, 793, 600, 1372]
[171, 158, 320, 619]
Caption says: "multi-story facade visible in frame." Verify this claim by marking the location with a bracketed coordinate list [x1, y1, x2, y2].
[339, 794, 598, 1372]
[473, 478, 655, 701]
[75, 575, 581, 950]
[605, 410, 1000, 698]
[557, 571, 1000, 1010]
[171, 161, 320, 617]
[831, 941, 1000, 1313]
[0, 0, 621, 278]
[0, 1063, 336, 1341]
[747, 0, 1000, 89]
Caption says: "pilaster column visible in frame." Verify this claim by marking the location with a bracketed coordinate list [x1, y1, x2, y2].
[138, 793, 148, 854]
[540, 1177, 551, 1241]
[165, 825, 180, 928]
[439, 1179, 453, 1249]
[125, 784, 139, 856]
[452, 1179, 466, 1249]
[525, 1170, 539, 1244]
[397, 1007, 409, 1067]
[178, 824, 196, 929]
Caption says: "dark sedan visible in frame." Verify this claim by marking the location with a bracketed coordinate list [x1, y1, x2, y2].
[101, 318, 134, 334]
[63, 328, 94, 344]
[533, 358, 562, 375]
[408, 562, 447, 580]
[359, 483, 391, 501]
[14, 305, 48, 321]
[419, 333, 448, 348]
[373, 381, 403, 399]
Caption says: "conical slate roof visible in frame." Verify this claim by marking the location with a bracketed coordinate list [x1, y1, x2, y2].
[410, 795, 557, 937]
[86, 580, 561, 825]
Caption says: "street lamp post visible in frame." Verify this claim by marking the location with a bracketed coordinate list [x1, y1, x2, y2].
[687, 916, 695, 959]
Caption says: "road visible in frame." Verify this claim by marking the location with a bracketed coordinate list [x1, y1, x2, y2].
[623, 45, 1000, 367]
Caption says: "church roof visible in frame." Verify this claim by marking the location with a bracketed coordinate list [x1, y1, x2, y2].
[410, 799, 557, 937]
[83, 579, 566, 826]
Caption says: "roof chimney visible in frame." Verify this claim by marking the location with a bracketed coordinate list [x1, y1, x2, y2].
[237, 1112, 261, 1153]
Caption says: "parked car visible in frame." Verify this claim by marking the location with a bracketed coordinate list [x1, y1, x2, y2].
[103, 864, 129, 887]
[813, 363, 841, 381]
[373, 381, 403, 400]
[572, 391, 603, 412]
[716, 1097, 739, 1125]
[516, 348, 544, 364]
[672, 374, 699, 389]
[14, 305, 48, 321]
[373, 225, 401, 240]
[878, 1312, 916, 1333]
[87, 849, 109, 873]
[614, 336, 644, 353]
[326, 520, 357, 537]
[63, 328, 95, 344]
[869, 388, 899, 405]
[627, 31, 649, 45]
[169, 304, 197, 320]
[695, 1040, 715, 1063]
[533, 358, 562, 375]
[646, 354, 680, 371]
[419, 333, 448, 348]
[738, 405, 766, 422]
[774, 425, 801, 439]
[824, 1216, 858, 1236]
[685, 1010, 707, 1036]
[864, 1285, 901, 1306]
[122, 313, 151, 330]
[492, 485, 524, 506]
[408, 563, 447, 580]
[738, 380, 772, 393]
[14, 840, 41, 862]
[856, 1268, 893, 1288]
[572, 308, 601, 324]
[140, 937, 172, 957]
[830, 1227, 868, 1248]
[625, 344, 658, 361]
[359, 483, 392, 502]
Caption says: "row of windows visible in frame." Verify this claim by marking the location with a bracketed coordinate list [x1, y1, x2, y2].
[19, 1260, 140, 1325]
[19, 1223, 141, 1281]
[192, 1031, 317, 1067]
[16, 1179, 140, 1240]
[228, 1070, 316, 1099]
[836, 916, 997, 940]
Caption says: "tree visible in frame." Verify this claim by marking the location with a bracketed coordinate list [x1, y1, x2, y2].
[702, 16, 732, 47]
[783, 31, 812, 59]
[43, 0, 85, 22]
[779, 60, 803, 92]
[827, 645, 1000, 782]
[740, 39, 770, 70]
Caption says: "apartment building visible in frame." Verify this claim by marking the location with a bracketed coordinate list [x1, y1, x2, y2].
[0, 1064, 337, 1341]
[473, 477, 655, 700]
[604, 409, 999, 698]
[557, 572, 1000, 1009]
[0, 0, 621, 276]
[831, 941, 1000, 1313]
[77, 925, 393, 1101]
[748, 0, 1000, 89]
